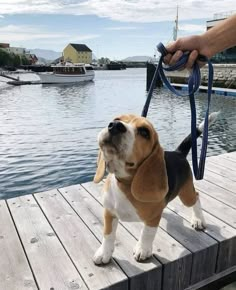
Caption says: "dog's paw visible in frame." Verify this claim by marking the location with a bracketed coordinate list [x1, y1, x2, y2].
[133, 242, 152, 262]
[191, 216, 206, 230]
[93, 245, 113, 265]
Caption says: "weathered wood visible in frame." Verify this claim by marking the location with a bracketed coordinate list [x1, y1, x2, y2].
[7, 195, 87, 290]
[34, 189, 128, 290]
[82, 182, 193, 290]
[0, 200, 37, 290]
[168, 197, 236, 272]
[205, 160, 236, 181]
[185, 265, 236, 290]
[198, 191, 236, 229]
[1, 152, 236, 290]
[203, 169, 236, 193]
[214, 152, 236, 162]
[160, 208, 218, 284]
[208, 155, 236, 171]
[194, 179, 236, 209]
[59, 184, 162, 290]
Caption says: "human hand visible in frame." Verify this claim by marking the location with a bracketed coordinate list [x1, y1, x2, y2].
[164, 35, 207, 69]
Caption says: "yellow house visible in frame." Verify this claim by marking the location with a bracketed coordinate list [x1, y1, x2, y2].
[63, 43, 92, 64]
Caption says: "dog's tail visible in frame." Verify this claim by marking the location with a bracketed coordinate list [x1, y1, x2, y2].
[176, 111, 220, 157]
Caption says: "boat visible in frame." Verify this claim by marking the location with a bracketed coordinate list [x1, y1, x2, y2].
[37, 62, 95, 84]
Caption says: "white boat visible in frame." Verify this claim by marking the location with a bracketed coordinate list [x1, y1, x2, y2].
[37, 62, 95, 84]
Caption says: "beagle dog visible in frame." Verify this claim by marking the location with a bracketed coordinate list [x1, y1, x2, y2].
[93, 113, 218, 264]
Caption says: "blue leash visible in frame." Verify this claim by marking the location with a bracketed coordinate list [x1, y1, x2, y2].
[142, 42, 214, 180]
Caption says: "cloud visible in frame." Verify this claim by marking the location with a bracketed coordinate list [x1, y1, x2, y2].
[0, 0, 235, 22]
[0, 15, 4, 18]
[105, 26, 138, 30]
[179, 24, 205, 33]
[0, 24, 100, 43]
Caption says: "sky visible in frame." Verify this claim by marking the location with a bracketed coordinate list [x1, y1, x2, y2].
[0, 0, 235, 60]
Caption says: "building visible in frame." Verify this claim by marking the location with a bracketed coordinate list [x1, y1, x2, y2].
[5, 46, 26, 55]
[207, 11, 236, 63]
[0, 43, 10, 49]
[63, 44, 92, 64]
[25, 53, 38, 65]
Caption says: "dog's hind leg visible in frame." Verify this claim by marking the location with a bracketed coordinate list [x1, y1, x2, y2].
[178, 177, 206, 230]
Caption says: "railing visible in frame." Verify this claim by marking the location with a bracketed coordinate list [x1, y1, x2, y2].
[213, 10, 236, 20]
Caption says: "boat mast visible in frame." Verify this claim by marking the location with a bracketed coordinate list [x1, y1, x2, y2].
[173, 5, 179, 41]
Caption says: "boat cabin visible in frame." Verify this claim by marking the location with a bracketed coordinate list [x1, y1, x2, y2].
[52, 62, 94, 75]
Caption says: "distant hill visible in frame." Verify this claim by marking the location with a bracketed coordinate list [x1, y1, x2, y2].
[122, 56, 157, 62]
[29, 49, 62, 62]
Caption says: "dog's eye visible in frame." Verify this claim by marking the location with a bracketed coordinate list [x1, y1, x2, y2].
[137, 127, 150, 139]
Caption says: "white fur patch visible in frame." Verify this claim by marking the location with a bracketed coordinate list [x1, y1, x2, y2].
[191, 196, 206, 230]
[133, 225, 157, 261]
[103, 175, 140, 222]
[93, 218, 118, 265]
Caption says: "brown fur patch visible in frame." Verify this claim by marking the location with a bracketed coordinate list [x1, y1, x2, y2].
[131, 145, 168, 202]
[103, 209, 115, 235]
[94, 149, 106, 183]
[178, 175, 198, 207]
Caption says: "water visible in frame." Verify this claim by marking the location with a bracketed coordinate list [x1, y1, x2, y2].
[0, 68, 235, 200]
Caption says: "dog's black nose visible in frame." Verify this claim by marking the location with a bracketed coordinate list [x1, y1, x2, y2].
[108, 121, 127, 135]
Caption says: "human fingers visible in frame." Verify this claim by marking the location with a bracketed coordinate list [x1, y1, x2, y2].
[185, 50, 199, 70]
[163, 53, 172, 64]
[168, 50, 183, 65]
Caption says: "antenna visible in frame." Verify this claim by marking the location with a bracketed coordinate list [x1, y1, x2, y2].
[173, 5, 179, 41]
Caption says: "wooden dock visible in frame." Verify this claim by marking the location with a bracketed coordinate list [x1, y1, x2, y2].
[1, 152, 236, 290]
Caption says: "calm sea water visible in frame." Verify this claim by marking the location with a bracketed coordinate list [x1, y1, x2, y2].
[0, 68, 235, 199]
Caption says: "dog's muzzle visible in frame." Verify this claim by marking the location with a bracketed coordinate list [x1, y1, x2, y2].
[108, 121, 127, 135]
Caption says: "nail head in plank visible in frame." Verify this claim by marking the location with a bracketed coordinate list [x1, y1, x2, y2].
[160, 208, 218, 284]
[168, 197, 236, 272]
[82, 182, 192, 290]
[35, 189, 128, 290]
[0, 200, 37, 290]
[7, 195, 87, 290]
[59, 185, 162, 290]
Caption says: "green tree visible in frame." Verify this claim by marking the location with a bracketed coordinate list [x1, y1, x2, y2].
[0, 49, 13, 66]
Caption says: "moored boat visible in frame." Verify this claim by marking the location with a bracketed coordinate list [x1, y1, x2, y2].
[37, 62, 95, 84]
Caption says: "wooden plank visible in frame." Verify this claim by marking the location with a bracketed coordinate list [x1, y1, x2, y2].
[216, 152, 236, 162]
[82, 181, 193, 290]
[209, 155, 236, 171]
[0, 200, 37, 290]
[59, 184, 162, 290]
[7, 195, 87, 290]
[185, 265, 236, 290]
[194, 179, 236, 209]
[205, 160, 236, 181]
[198, 192, 236, 229]
[203, 170, 236, 194]
[159, 207, 218, 284]
[35, 189, 128, 290]
[168, 197, 236, 272]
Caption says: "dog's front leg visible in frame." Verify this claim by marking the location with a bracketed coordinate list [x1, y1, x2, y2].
[133, 224, 157, 262]
[93, 209, 118, 265]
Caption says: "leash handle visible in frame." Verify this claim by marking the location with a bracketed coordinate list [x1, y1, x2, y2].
[143, 42, 213, 180]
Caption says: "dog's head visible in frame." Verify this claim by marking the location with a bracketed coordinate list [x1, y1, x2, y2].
[94, 114, 168, 202]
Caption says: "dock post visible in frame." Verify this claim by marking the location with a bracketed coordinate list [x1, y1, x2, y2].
[146, 62, 162, 91]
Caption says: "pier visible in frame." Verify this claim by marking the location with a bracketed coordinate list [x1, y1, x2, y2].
[0, 152, 236, 290]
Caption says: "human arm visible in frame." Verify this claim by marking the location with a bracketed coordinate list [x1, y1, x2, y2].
[165, 13, 236, 69]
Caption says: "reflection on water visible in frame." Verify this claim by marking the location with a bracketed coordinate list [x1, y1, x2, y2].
[0, 68, 235, 199]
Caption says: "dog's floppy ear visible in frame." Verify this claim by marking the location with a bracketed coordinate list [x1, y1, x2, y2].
[131, 145, 168, 202]
[94, 149, 106, 183]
